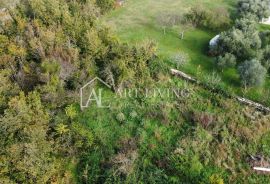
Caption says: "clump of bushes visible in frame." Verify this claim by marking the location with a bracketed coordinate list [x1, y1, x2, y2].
[97, 0, 115, 13]
[184, 6, 231, 31]
[211, 0, 270, 88]
[238, 0, 270, 21]
[216, 53, 236, 70]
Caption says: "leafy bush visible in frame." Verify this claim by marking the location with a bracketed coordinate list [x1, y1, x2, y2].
[260, 30, 270, 47]
[116, 112, 126, 122]
[97, 0, 115, 13]
[170, 52, 190, 69]
[209, 174, 224, 184]
[184, 6, 230, 31]
[238, 59, 267, 87]
[212, 4, 270, 89]
[237, 0, 270, 21]
[0, 92, 56, 183]
[184, 6, 209, 27]
[214, 19, 261, 61]
[65, 105, 78, 120]
[216, 53, 236, 70]
[207, 7, 231, 31]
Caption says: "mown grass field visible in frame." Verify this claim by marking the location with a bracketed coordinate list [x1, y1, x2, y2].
[103, 0, 270, 106]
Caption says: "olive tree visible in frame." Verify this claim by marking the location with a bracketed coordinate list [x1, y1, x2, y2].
[156, 12, 178, 34]
[213, 18, 261, 61]
[216, 53, 236, 70]
[238, 59, 267, 87]
[238, 0, 270, 21]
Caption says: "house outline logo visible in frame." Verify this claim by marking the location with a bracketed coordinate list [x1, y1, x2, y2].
[80, 77, 112, 110]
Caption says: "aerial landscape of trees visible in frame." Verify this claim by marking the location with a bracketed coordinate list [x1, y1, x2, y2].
[1, 0, 270, 183]
[211, 0, 270, 87]
[0, 0, 156, 182]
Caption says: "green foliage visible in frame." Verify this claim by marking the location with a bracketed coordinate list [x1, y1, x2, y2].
[72, 122, 94, 148]
[170, 52, 190, 69]
[1, 0, 270, 183]
[184, 6, 230, 31]
[216, 53, 237, 70]
[213, 14, 270, 87]
[215, 19, 261, 61]
[0, 69, 19, 113]
[70, 76, 270, 183]
[100, 40, 157, 91]
[209, 174, 224, 184]
[116, 112, 126, 122]
[207, 7, 231, 31]
[0, 92, 57, 183]
[237, 0, 270, 21]
[55, 123, 69, 135]
[261, 45, 270, 70]
[96, 0, 115, 13]
[65, 104, 78, 120]
[238, 59, 267, 87]
[260, 30, 270, 47]
[0, 0, 158, 182]
[184, 6, 209, 27]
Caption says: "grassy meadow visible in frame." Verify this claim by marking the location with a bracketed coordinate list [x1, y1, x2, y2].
[103, 0, 270, 106]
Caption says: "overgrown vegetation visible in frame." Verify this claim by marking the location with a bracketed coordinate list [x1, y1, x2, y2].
[184, 5, 231, 31]
[1, 0, 270, 183]
[0, 0, 155, 183]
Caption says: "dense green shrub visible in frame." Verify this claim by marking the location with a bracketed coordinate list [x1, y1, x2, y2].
[184, 6, 230, 31]
[0, 92, 56, 183]
[214, 19, 261, 61]
[261, 45, 270, 70]
[96, 0, 115, 13]
[184, 6, 209, 27]
[207, 7, 231, 31]
[0, 0, 157, 182]
[238, 59, 267, 87]
[260, 30, 270, 47]
[216, 53, 236, 70]
[237, 0, 270, 21]
[212, 16, 270, 86]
